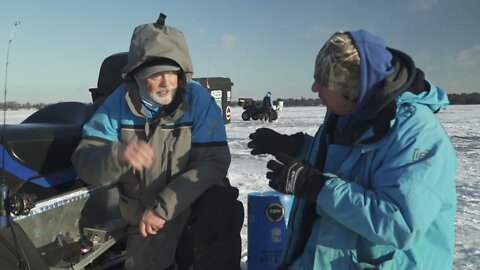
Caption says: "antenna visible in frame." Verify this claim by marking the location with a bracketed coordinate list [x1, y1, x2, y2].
[206, 43, 212, 89]
[154, 13, 166, 29]
[2, 21, 22, 185]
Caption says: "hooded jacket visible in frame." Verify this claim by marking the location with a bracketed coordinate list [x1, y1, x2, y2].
[71, 21, 230, 224]
[280, 31, 457, 270]
[263, 91, 274, 108]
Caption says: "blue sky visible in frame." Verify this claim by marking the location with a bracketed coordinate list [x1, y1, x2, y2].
[1, 0, 479, 103]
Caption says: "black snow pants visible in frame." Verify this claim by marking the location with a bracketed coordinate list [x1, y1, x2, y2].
[175, 179, 244, 270]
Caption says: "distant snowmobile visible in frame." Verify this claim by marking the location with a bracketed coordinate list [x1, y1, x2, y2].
[237, 98, 282, 121]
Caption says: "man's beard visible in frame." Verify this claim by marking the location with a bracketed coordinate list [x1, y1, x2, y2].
[148, 86, 177, 105]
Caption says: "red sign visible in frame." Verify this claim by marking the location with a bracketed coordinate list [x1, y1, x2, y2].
[225, 106, 232, 121]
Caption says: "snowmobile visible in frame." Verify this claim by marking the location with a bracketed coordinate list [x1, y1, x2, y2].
[0, 51, 233, 269]
[238, 98, 279, 121]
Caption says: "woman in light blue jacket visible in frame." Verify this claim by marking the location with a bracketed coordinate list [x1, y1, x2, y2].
[248, 30, 457, 269]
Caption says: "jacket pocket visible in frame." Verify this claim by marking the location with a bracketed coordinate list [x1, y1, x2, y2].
[119, 194, 144, 226]
[351, 239, 396, 270]
[351, 254, 395, 270]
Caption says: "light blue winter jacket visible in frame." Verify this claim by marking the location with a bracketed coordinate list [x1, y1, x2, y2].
[281, 78, 457, 269]
[280, 29, 457, 270]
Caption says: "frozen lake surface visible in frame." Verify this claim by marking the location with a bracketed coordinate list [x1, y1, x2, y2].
[225, 105, 480, 270]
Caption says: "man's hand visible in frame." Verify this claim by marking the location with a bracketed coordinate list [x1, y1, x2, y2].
[247, 128, 304, 156]
[139, 209, 166, 237]
[118, 140, 154, 171]
[266, 153, 328, 202]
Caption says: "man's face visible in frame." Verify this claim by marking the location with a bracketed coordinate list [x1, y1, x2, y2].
[143, 71, 179, 105]
[311, 81, 356, 115]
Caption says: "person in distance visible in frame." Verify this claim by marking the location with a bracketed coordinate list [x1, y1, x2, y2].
[262, 90, 275, 122]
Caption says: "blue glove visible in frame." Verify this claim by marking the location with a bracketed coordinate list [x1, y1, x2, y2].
[266, 153, 328, 202]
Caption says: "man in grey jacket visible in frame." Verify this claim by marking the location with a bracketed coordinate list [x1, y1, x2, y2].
[72, 14, 243, 270]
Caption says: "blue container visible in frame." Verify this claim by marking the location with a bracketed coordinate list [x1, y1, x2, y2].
[248, 190, 293, 270]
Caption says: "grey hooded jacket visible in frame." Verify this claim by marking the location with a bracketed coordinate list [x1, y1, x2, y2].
[71, 20, 230, 225]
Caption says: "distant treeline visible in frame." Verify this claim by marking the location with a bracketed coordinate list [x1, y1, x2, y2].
[278, 92, 480, 107]
[0, 101, 50, 110]
[0, 92, 479, 110]
[447, 93, 480, 105]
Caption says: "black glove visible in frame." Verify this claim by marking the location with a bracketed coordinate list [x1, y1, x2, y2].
[248, 128, 304, 156]
[266, 153, 328, 202]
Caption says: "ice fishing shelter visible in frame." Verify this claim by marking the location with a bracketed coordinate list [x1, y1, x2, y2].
[193, 77, 233, 124]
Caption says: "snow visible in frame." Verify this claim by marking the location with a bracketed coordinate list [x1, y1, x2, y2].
[2, 105, 479, 269]
[225, 105, 480, 270]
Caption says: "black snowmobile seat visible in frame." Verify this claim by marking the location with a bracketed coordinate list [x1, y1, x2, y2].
[89, 52, 128, 107]
[2, 51, 130, 176]
[0, 53, 131, 199]
[1, 102, 94, 174]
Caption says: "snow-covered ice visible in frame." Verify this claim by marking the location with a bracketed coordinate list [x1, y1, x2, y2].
[225, 105, 480, 270]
